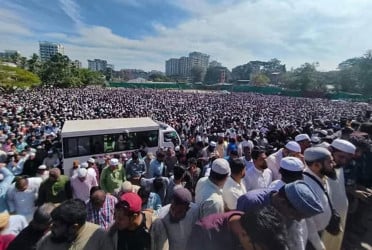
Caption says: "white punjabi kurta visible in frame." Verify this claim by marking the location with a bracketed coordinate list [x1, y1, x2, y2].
[322, 168, 348, 250]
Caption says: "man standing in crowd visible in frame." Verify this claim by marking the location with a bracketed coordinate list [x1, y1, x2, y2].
[240, 140, 254, 169]
[302, 147, 334, 250]
[22, 152, 41, 177]
[244, 147, 272, 191]
[7, 203, 55, 250]
[87, 158, 100, 183]
[36, 168, 71, 206]
[126, 151, 146, 185]
[195, 158, 230, 218]
[222, 158, 246, 210]
[184, 157, 200, 197]
[70, 168, 98, 202]
[322, 139, 356, 250]
[36, 199, 112, 249]
[149, 151, 166, 178]
[151, 187, 199, 250]
[7, 176, 40, 222]
[108, 192, 155, 250]
[42, 150, 60, 169]
[0, 163, 14, 212]
[269, 156, 304, 190]
[86, 188, 117, 230]
[266, 141, 301, 180]
[164, 165, 186, 205]
[295, 133, 312, 154]
[100, 158, 125, 194]
[237, 180, 324, 250]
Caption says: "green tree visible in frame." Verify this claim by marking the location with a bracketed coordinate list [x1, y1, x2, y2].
[282, 62, 324, 91]
[252, 73, 270, 86]
[204, 66, 231, 84]
[78, 68, 105, 86]
[148, 73, 169, 82]
[19, 57, 27, 69]
[9, 52, 21, 65]
[0, 65, 40, 90]
[27, 53, 42, 75]
[39, 53, 71, 87]
[231, 63, 253, 81]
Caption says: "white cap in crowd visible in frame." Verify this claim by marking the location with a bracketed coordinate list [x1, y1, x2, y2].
[285, 141, 301, 153]
[280, 157, 304, 172]
[77, 168, 88, 178]
[110, 158, 119, 166]
[295, 134, 311, 142]
[80, 162, 89, 168]
[304, 147, 332, 162]
[211, 158, 231, 175]
[331, 139, 356, 155]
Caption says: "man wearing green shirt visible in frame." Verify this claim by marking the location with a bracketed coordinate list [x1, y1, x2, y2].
[100, 158, 125, 194]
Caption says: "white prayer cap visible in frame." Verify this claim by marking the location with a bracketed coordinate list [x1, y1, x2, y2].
[110, 158, 119, 166]
[304, 147, 332, 162]
[295, 134, 311, 142]
[311, 136, 320, 144]
[211, 158, 231, 175]
[77, 168, 88, 178]
[209, 141, 217, 147]
[331, 139, 356, 155]
[280, 157, 304, 172]
[285, 141, 301, 153]
[80, 162, 89, 168]
[87, 158, 95, 164]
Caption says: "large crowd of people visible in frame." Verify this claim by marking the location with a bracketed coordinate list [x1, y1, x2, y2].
[0, 86, 372, 250]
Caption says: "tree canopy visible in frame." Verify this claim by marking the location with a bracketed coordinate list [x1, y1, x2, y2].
[0, 65, 40, 90]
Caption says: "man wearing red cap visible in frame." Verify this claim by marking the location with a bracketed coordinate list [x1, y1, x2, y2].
[108, 192, 155, 250]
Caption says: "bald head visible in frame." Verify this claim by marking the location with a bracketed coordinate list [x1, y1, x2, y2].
[49, 168, 61, 180]
[91, 190, 106, 209]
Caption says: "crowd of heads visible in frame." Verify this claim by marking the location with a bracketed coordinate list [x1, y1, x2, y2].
[0, 87, 372, 250]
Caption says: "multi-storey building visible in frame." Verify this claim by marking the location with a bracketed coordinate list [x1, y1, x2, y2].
[39, 41, 64, 61]
[88, 59, 107, 71]
[165, 58, 180, 76]
[164, 52, 209, 81]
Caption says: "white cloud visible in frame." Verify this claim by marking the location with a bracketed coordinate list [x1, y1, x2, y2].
[58, 0, 82, 26]
[0, 8, 32, 36]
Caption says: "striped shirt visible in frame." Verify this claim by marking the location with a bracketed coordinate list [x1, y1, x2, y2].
[86, 194, 118, 230]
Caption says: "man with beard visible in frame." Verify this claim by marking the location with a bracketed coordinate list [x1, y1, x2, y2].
[322, 139, 356, 250]
[244, 147, 272, 191]
[303, 147, 335, 250]
[36, 199, 112, 250]
[151, 188, 199, 250]
[7, 203, 55, 250]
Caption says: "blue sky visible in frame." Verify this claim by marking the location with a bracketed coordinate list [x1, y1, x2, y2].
[1, 0, 372, 71]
